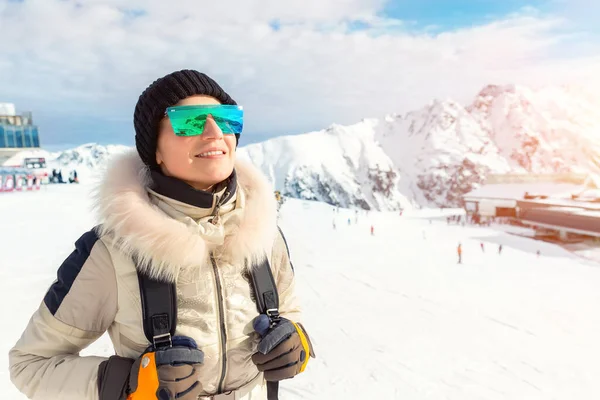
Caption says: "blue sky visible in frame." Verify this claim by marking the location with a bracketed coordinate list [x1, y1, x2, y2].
[1, 0, 599, 150]
[383, 0, 598, 31]
[383, 0, 548, 30]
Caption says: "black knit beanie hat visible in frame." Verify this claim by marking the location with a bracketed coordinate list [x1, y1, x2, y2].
[134, 69, 238, 169]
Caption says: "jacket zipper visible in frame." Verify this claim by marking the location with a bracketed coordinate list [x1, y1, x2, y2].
[209, 185, 231, 225]
[211, 253, 228, 393]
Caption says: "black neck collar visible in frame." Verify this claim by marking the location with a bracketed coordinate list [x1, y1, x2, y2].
[149, 169, 237, 209]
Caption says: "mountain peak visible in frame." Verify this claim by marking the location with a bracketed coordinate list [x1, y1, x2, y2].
[43, 83, 600, 209]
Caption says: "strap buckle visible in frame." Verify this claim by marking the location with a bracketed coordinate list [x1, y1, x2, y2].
[266, 308, 280, 326]
[153, 332, 172, 349]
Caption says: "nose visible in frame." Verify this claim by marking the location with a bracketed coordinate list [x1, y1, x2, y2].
[201, 115, 223, 140]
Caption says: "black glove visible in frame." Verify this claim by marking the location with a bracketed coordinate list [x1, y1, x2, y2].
[98, 336, 204, 400]
[251, 316, 315, 381]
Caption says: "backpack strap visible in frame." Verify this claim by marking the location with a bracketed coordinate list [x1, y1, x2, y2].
[250, 257, 280, 325]
[249, 257, 281, 400]
[136, 264, 177, 349]
[135, 255, 280, 399]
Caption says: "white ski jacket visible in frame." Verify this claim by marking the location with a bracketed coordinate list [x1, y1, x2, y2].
[9, 151, 303, 399]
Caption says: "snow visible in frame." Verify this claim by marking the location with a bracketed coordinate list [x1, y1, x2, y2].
[8, 83, 600, 211]
[521, 197, 600, 211]
[243, 84, 600, 209]
[575, 188, 600, 201]
[2, 143, 131, 184]
[463, 183, 583, 200]
[2, 149, 52, 166]
[0, 103, 16, 116]
[238, 120, 414, 211]
[2, 185, 600, 399]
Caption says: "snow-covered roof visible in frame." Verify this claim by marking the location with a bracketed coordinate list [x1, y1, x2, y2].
[518, 197, 600, 211]
[572, 209, 600, 219]
[0, 103, 16, 116]
[519, 204, 600, 236]
[463, 183, 583, 201]
[1, 149, 50, 166]
[573, 188, 600, 200]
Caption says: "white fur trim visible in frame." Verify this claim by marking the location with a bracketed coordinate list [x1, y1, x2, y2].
[91, 150, 278, 282]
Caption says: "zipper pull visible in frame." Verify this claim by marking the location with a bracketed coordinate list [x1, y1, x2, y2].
[210, 195, 221, 225]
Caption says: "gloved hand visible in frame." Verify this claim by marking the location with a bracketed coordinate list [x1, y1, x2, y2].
[251, 315, 315, 381]
[98, 336, 204, 400]
[128, 336, 204, 400]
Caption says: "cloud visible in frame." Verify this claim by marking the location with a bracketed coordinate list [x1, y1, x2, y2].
[549, 0, 600, 25]
[0, 0, 599, 145]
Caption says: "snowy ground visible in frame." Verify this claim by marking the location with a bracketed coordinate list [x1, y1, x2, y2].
[2, 185, 600, 399]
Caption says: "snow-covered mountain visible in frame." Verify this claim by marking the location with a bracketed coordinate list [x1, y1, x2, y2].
[241, 84, 600, 210]
[35, 84, 600, 210]
[238, 120, 414, 210]
[41, 143, 130, 182]
[49, 143, 131, 170]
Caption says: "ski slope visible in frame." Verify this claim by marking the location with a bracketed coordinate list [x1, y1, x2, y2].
[2, 185, 600, 399]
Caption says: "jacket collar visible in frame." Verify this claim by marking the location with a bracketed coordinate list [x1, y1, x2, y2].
[149, 169, 237, 210]
[92, 150, 278, 282]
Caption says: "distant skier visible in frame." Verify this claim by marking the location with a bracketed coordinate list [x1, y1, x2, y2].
[347, 218, 351, 226]
[537, 250, 541, 257]
[370, 225, 374, 236]
[332, 219, 336, 230]
[498, 244, 503, 255]
[457, 243, 463, 264]
[68, 170, 79, 184]
[480, 242, 485, 252]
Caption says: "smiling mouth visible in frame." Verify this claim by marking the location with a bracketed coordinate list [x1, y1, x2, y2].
[195, 150, 226, 158]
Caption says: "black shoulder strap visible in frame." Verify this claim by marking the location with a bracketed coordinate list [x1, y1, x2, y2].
[267, 382, 279, 400]
[136, 267, 177, 349]
[135, 255, 280, 398]
[249, 257, 280, 400]
[250, 257, 280, 323]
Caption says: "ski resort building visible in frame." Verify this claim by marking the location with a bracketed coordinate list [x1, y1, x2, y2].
[463, 173, 600, 240]
[0, 103, 41, 164]
[0, 103, 48, 189]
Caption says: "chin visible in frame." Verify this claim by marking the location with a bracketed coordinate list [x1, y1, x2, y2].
[200, 170, 232, 185]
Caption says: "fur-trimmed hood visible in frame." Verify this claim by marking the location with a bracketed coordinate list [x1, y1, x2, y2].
[92, 150, 278, 282]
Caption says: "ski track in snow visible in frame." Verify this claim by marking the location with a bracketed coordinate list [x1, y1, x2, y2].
[2, 185, 600, 399]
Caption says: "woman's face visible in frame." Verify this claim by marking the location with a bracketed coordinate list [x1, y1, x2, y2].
[155, 95, 237, 191]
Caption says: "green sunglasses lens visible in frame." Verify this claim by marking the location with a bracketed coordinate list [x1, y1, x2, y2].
[166, 105, 243, 136]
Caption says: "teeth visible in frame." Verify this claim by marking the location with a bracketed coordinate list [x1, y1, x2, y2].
[198, 151, 224, 157]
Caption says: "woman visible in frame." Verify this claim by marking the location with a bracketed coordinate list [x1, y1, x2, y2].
[9, 70, 314, 400]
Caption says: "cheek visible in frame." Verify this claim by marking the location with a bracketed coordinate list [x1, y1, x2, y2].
[224, 135, 237, 153]
[158, 134, 193, 163]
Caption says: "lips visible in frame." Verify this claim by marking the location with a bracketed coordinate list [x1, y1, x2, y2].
[195, 149, 227, 158]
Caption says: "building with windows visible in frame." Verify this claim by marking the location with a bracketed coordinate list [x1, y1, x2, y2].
[0, 103, 41, 163]
[462, 173, 600, 240]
